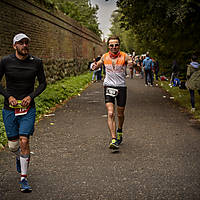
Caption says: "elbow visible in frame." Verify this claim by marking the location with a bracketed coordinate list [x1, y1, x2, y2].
[40, 81, 47, 91]
[44, 81, 47, 88]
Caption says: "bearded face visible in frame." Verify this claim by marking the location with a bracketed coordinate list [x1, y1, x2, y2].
[16, 45, 29, 56]
[13, 38, 29, 57]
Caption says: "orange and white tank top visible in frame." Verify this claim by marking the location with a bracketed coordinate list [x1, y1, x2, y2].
[101, 51, 128, 87]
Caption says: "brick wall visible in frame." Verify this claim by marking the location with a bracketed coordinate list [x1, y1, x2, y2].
[0, 0, 106, 83]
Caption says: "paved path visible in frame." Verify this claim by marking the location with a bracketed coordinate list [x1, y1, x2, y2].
[0, 77, 200, 200]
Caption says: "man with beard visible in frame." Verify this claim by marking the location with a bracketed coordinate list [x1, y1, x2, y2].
[0, 33, 46, 192]
[92, 36, 132, 150]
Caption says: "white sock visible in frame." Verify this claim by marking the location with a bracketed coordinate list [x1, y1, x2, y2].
[20, 154, 30, 181]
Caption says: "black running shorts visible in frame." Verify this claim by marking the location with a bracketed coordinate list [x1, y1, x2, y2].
[104, 86, 127, 107]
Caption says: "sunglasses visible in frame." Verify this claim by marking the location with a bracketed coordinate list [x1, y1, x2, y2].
[109, 43, 119, 48]
[16, 41, 29, 45]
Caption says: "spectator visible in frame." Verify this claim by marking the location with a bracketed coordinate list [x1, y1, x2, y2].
[95, 56, 102, 81]
[90, 58, 97, 83]
[170, 60, 179, 85]
[139, 56, 144, 79]
[186, 55, 200, 112]
[143, 52, 153, 86]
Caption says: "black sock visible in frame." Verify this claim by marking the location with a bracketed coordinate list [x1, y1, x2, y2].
[117, 128, 122, 133]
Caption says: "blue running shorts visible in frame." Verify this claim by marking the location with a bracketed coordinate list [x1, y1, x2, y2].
[2, 107, 36, 140]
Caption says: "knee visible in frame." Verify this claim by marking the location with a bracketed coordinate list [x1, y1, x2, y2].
[107, 111, 115, 119]
[20, 137, 29, 146]
[20, 137, 29, 150]
[117, 108, 125, 117]
[8, 140, 19, 152]
[118, 112, 124, 118]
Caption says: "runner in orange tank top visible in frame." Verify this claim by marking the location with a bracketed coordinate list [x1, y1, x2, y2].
[92, 36, 133, 150]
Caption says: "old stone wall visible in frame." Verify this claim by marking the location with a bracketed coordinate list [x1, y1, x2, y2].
[0, 0, 105, 83]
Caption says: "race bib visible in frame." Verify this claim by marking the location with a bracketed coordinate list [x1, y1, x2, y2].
[14, 106, 30, 116]
[9, 100, 30, 116]
[106, 87, 118, 97]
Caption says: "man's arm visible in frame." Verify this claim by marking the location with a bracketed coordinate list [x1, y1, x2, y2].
[0, 59, 10, 99]
[0, 58, 22, 106]
[124, 54, 133, 69]
[23, 60, 46, 107]
[92, 60, 103, 71]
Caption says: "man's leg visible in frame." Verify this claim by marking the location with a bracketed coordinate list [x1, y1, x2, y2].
[189, 89, 195, 108]
[92, 71, 95, 81]
[116, 106, 125, 144]
[146, 70, 151, 85]
[19, 136, 32, 192]
[150, 70, 153, 85]
[117, 106, 125, 130]
[8, 140, 21, 173]
[18, 107, 36, 192]
[145, 70, 148, 85]
[106, 102, 116, 139]
[19, 136, 30, 180]
[189, 89, 195, 111]
[116, 87, 127, 145]
[106, 102, 119, 149]
[2, 109, 21, 173]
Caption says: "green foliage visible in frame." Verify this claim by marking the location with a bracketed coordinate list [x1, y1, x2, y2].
[111, 0, 200, 75]
[34, 0, 102, 37]
[0, 73, 92, 146]
[109, 11, 135, 53]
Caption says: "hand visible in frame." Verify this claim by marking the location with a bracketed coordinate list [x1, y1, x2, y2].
[21, 96, 32, 107]
[91, 62, 97, 71]
[8, 96, 18, 106]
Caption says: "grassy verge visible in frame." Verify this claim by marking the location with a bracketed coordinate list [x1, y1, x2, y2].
[157, 80, 200, 120]
[0, 72, 92, 147]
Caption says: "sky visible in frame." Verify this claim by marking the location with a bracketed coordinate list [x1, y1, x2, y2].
[90, 0, 117, 40]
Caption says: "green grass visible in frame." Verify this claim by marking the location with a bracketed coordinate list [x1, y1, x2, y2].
[157, 80, 200, 119]
[0, 72, 92, 147]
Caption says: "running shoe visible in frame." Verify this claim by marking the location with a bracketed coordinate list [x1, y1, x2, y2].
[109, 138, 119, 149]
[16, 157, 21, 173]
[117, 131, 123, 145]
[19, 179, 32, 193]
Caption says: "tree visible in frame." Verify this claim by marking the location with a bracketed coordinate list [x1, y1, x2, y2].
[34, 0, 102, 37]
[112, 0, 200, 76]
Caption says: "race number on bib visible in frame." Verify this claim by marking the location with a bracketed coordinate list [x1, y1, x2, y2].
[106, 88, 119, 97]
[9, 100, 31, 116]
[14, 106, 30, 116]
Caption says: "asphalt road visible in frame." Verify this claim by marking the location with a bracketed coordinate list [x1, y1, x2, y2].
[0, 77, 200, 200]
